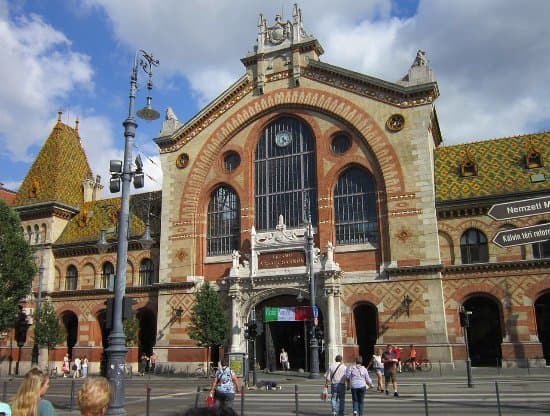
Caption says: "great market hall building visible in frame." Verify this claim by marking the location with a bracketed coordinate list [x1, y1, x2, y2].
[2, 4, 549, 375]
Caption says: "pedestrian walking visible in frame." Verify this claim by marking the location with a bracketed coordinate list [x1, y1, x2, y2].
[279, 348, 290, 371]
[81, 356, 89, 378]
[367, 347, 385, 392]
[324, 354, 347, 416]
[345, 356, 374, 416]
[78, 377, 112, 416]
[208, 357, 240, 411]
[149, 351, 158, 374]
[11, 367, 56, 416]
[139, 353, 149, 376]
[394, 345, 402, 372]
[407, 344, 417, 372]
[62, 353, 70, 377]
[382, 344, 399, 397]
[73, 356, 82, 379]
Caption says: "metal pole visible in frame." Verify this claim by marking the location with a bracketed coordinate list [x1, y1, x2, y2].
[305, 197, 319, 379]
[495, 381, 502, 416]
[423, 383, 429, 416]
[31, 245, 44, 366]
[464, 324, 473, 388]
[294, 384, 299, 416]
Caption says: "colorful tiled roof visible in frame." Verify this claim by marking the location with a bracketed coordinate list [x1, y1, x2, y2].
[13, 119, 92, 208]
[435, 132, 549, 202]
[56, 191, 162, 245]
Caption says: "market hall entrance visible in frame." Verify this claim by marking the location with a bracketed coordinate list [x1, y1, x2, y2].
[254, 294, 325, 372]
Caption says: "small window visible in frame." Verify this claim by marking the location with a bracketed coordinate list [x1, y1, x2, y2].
[460, 228, 488, 264]
[223, 151, 241, 172]
[331, 134, 351, 154]
[533, 223, 550, 259]
[101, 262, 114, 289]
[65, 265, 78, 291]
[139, 259, 155, 286]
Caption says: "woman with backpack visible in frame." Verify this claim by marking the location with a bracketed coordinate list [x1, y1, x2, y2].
[208, 358, 240, 410]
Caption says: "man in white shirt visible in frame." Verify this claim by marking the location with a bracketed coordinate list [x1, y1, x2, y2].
[324, 354, 347, 416]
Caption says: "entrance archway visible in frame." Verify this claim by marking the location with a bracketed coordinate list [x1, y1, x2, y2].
[353, 303, 378, 364]
[254, 294, 325, 372]
[138, 309, 157, 356]
[535, 292, 550, 365]
[62, 311, 78, 358]
[463, 295, 503, 366]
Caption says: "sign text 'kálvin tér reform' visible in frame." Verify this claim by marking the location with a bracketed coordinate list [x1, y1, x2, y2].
[493, 223, 550, 248]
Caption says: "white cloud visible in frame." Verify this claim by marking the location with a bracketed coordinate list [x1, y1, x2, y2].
[0, 2, 94, 163]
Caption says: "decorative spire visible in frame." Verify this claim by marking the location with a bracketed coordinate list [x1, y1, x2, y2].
[56, 109, 63, 128]
[75, 116, 79, 134]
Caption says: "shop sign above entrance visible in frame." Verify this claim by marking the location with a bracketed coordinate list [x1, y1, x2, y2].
[488, 195, 550, 221]
[492, 223, 550, 248]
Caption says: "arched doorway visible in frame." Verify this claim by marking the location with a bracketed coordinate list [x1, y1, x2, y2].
[463, 295, 503, 366]
[535, 292, 550, 365]
[254, 294, 325, 372]
[96, 310, 109, 376]
[353, 303, 378, 364]
[138, 309, 157, 356]
[62, 311, 78, 358]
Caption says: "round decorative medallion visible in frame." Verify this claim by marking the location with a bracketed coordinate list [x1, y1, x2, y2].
[386, 114, 405, 132]
[176, 153, 189, 169]
[275, 130, 292, 147]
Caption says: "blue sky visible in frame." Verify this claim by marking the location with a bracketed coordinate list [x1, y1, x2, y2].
[1, 0, 549, 194]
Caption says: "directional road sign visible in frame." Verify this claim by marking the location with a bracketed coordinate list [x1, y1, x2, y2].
[493, 222, 550, 248]
[488, 195, 550, 220]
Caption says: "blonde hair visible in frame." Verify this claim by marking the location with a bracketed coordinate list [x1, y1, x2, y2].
[11, 367, 49, 416]
[78, 377, 112, 416]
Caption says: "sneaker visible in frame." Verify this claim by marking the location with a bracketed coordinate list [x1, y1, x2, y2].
[394, 392, 399, 397]
[332, 412, 337, 416]
[385, 390, 389, 395]
[353, 412, 358, 416]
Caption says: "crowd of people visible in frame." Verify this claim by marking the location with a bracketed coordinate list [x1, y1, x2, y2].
[62, 353, 89, 378]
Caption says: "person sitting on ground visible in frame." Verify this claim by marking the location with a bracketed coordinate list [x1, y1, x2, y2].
[11, 367, 55, 416]
[78, 377, 112, 416]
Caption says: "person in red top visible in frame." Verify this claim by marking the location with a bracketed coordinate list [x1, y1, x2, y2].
[408, 344, 417, 372]
[381, 344, 399, 397]
[394, 345, 402, 373]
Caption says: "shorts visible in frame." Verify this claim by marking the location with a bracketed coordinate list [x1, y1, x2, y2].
[384, 368, 397, 384]
[375, 367, 384, 376]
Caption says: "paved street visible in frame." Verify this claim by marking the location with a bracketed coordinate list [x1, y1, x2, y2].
[2, 367, 549, 415]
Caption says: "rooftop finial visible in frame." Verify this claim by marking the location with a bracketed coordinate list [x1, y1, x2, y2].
[75, 116, 79, 134]
[57, 108, 63, 124]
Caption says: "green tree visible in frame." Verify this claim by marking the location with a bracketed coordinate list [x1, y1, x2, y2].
[0, 200, 36, 331]
[33, 300, 65, 351]
[123, 317, 140, 347]
[188, 281, 229, 363]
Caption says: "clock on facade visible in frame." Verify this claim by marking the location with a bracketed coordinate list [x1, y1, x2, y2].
[275, 130, 292, 147]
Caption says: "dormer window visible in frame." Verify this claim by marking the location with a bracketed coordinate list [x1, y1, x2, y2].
[459, 148, 477, 177]
[525, 146, 543, 169]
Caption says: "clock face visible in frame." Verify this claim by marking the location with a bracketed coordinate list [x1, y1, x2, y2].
[275, 130, 292, 147]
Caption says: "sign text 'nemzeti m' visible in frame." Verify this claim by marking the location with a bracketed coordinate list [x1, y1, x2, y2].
[488, 195, 550, 221]
[493, 223, 550, 248]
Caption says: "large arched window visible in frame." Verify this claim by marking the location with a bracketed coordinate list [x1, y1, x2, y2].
[101, 262, 114, 289]
[334, 166, 378, 245]
[460, 228, 489, 264]
[65, 265, 78, 291]
[255, 116, 317, 230]
[207, 186, 240, 256]
[139, 258, 155, 286]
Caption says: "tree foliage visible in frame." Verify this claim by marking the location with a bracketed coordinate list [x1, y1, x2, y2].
[0, 200, 36, 331]
[123, 317, 140, 347]
[33, 300, 65, 350]
[188, 281, 229, 348]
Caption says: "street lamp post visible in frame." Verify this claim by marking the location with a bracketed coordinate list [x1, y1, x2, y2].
[460, 306, 473, 388]
[31, 234, 45, 366]
[304, 196, 320, 379]
[106, 50, 159, 416]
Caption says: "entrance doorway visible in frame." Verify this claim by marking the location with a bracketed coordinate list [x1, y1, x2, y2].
[535, 292, 550, 365]
[353, 303, 378, 364]
[138, 309, 157, 356]
[463, 296, 503, 366]
[254, 294, 325, 372]
[62, 311, 78, 358]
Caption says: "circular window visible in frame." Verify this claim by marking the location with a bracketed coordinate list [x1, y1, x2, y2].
[331, 134, 351, 154]
[223, 151, 241, 172]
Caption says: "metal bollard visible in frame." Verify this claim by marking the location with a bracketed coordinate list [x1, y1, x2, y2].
[146, 384, 151, 416]
[69, 379, 76, 410]
[439, 360, 442, 377]
[423, 383, 429, 416]
[194, 385, 201, 408]
[294, 384, 299, 416]
[2, 381, 7, 402]
[240, 383, 245, 416]
[495, 381, 502, 416]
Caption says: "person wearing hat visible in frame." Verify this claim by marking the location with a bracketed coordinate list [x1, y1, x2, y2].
[324, 354, 347, 416]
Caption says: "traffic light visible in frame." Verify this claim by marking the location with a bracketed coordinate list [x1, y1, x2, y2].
[123, 297, 138, 320]
[459, 308, 471, 328]
[104, 298, 114, 329]
[243, 322, 250, 339]
[249, 322, 258, 338]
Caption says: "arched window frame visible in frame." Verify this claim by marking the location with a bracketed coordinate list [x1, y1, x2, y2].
[334, 166, 379, 245]
[460, 228, 489, 264]
[139, 258, 155, 286]
[533, 222, 550, 259]
[254, 116, 318, 231]
[101, 262, 114, 289]
[65, 265, 78, 291]
[207, 185, 240, 256]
